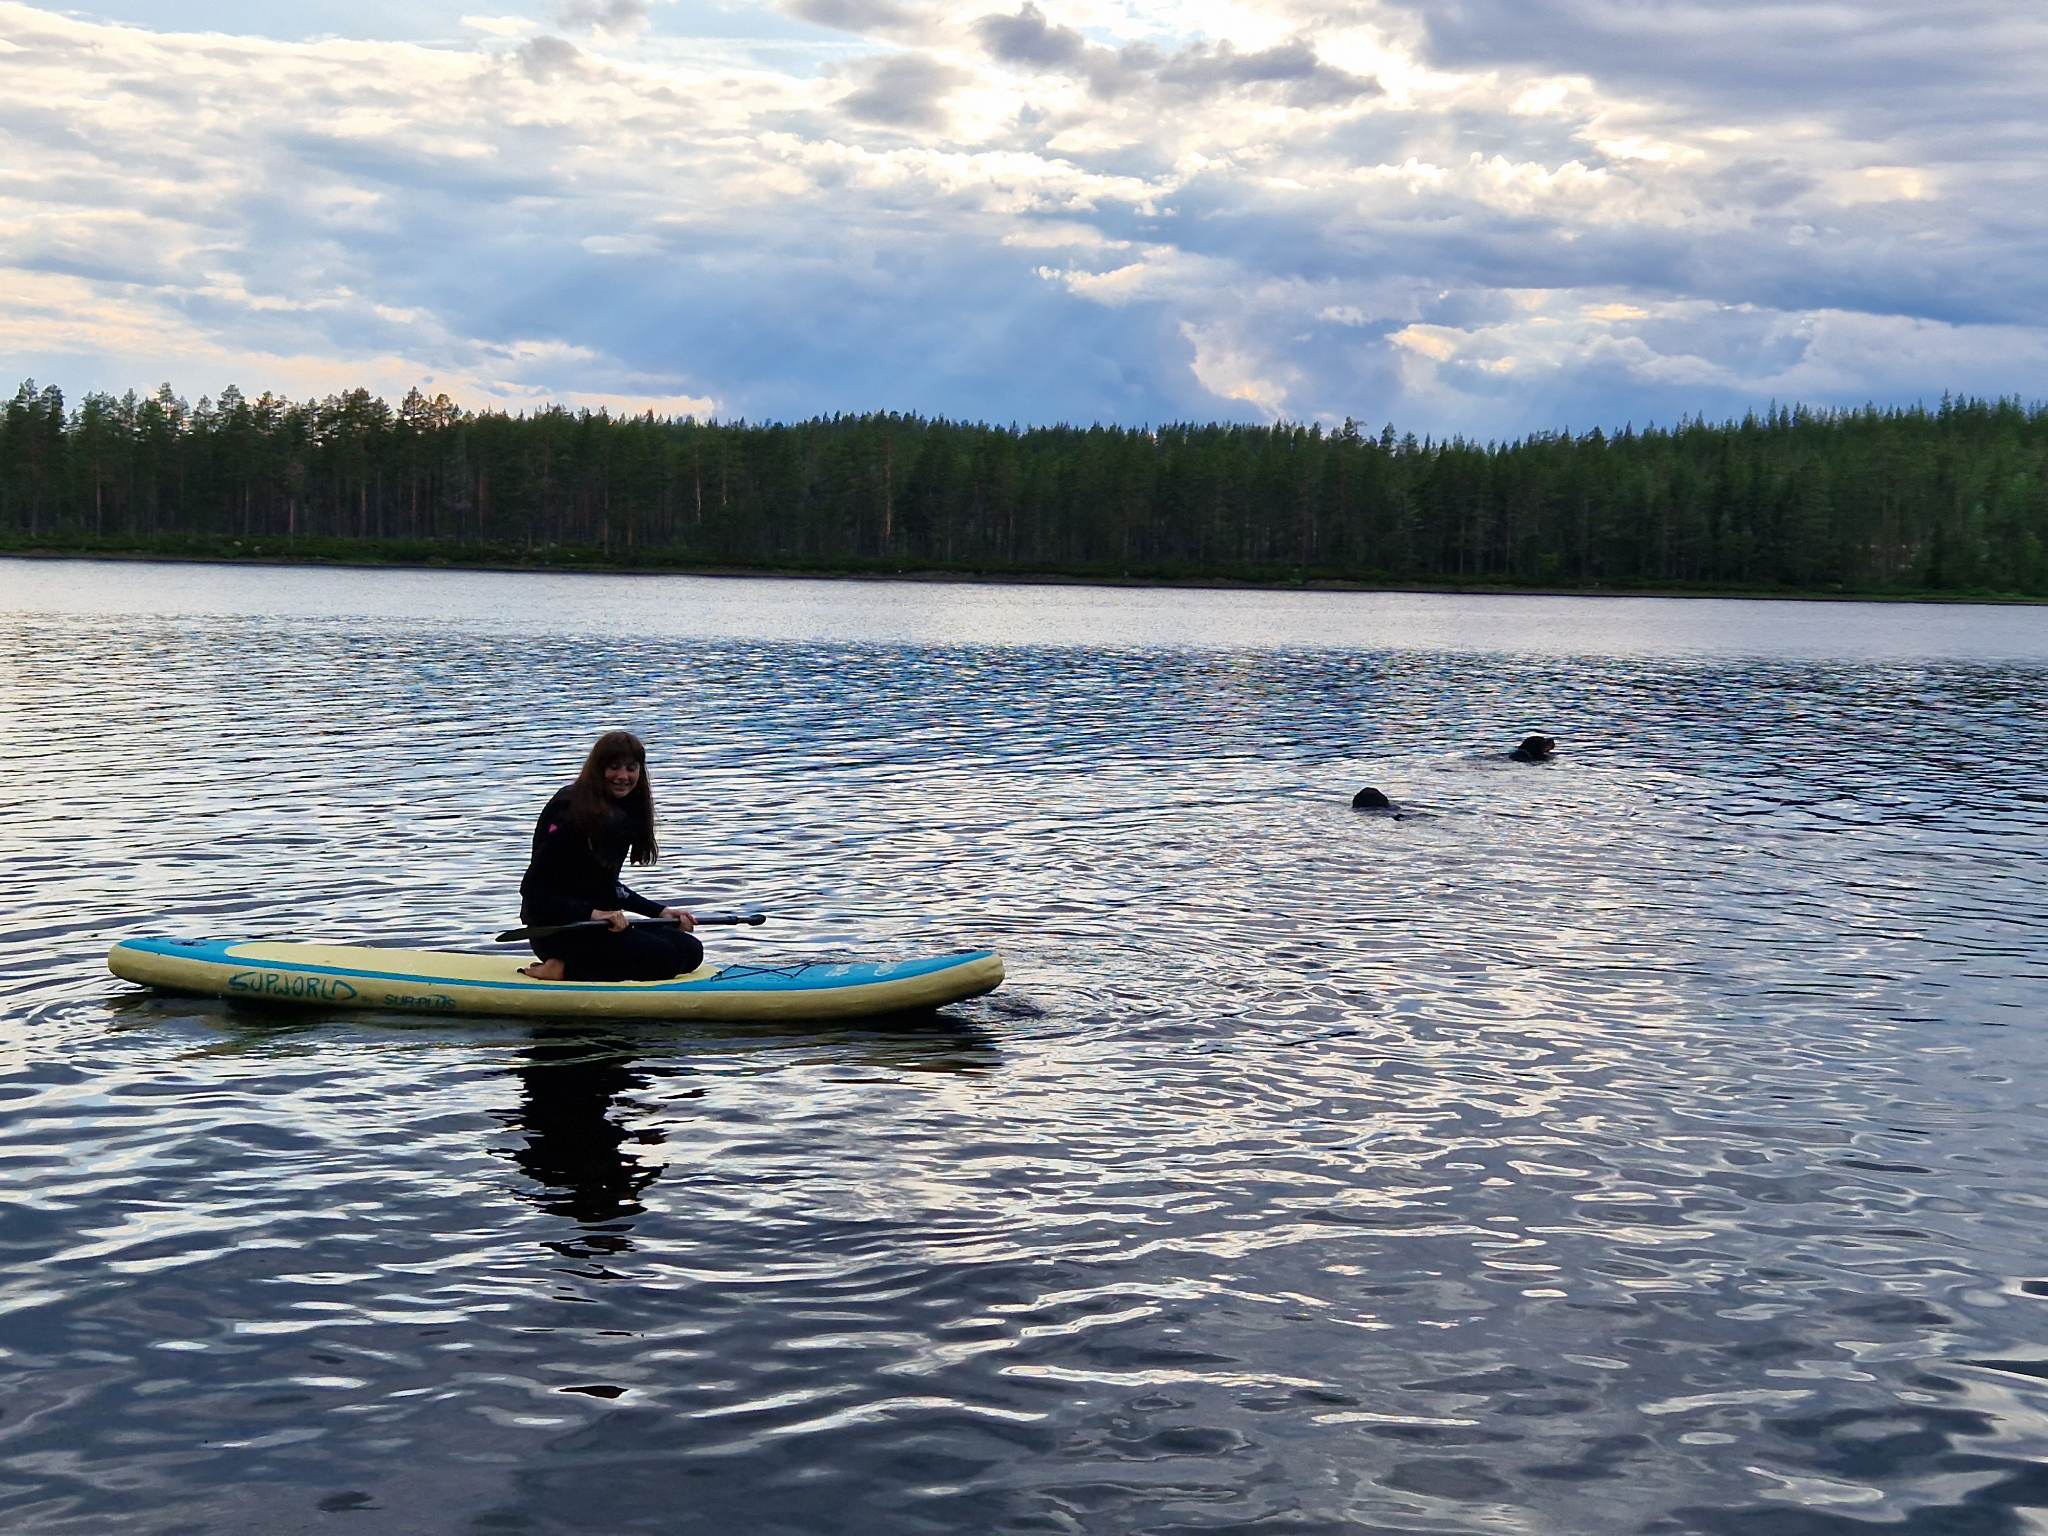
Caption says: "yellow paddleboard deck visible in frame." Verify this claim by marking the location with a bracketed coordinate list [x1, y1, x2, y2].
[109, 937, 1005, 1022]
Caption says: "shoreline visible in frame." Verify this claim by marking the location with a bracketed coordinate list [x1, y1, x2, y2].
[2, 544, 2042, 607]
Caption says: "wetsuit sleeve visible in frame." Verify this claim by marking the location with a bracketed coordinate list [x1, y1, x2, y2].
[614, 880, 667, 919]
[521, 791, 599, 926]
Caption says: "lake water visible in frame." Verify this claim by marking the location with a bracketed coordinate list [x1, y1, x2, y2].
[2, 557, 2045, 1535]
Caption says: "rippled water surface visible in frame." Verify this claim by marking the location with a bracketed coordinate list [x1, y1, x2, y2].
[3, 558, 2046, 1535]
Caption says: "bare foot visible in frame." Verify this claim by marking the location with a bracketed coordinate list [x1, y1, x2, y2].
[519, 958, 566, 981]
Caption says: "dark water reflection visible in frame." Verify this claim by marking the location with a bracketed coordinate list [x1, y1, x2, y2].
[506, 1034, 670, 1251]
[1, 560, 2046, 1534]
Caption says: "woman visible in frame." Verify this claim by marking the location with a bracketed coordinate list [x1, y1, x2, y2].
[517, 730, 702, 982]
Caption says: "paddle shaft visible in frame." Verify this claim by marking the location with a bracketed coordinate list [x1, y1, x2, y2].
[496, 911, 766, 943]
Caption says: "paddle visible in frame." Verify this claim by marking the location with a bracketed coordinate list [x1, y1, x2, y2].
[495, 910, 767, 943]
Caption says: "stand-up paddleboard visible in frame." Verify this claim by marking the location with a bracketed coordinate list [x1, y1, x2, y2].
[108, 937, 1005, 1021]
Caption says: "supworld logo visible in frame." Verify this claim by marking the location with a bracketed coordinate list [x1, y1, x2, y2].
[227, 971, 360, 1002]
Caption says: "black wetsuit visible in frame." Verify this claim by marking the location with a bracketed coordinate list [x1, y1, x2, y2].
[519, 788, 703, 981]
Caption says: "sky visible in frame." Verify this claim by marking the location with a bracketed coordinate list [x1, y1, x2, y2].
[0, 0, 2043, 436]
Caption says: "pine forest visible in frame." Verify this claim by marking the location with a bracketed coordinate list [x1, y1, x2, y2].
[3, 379, 2045, 597]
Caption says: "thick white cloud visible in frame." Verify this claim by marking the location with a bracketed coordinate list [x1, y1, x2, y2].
[0, 0, 2042, 431]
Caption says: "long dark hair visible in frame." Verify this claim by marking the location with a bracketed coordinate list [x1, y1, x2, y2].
[566, 729, 659, 865]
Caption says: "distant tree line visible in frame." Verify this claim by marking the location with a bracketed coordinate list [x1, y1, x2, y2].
[3, 377, 2045, 594]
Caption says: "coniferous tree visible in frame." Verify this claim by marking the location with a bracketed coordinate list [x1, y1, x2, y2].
[2, 377, 2044, 595]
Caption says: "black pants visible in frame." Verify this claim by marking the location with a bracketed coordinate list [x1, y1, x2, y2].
[533, 925, 705, 981]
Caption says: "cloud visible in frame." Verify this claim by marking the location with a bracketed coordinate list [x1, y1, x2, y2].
[580, 233, 663, 256]
[782, 0, 924, 38]
[514, 33, 584, 78]
[0, 266, 719, 418]
[835, 52, 966, 129]
[0, 0, 2043, 437]
[1383, 298, 2048, 437]
[974, 4, 1378, 108]
[1154, 39, 1378, 108]
[558, 0, 652, 36]
[976, 3, 1088, 69]
[1412, 0, 2048, 120]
